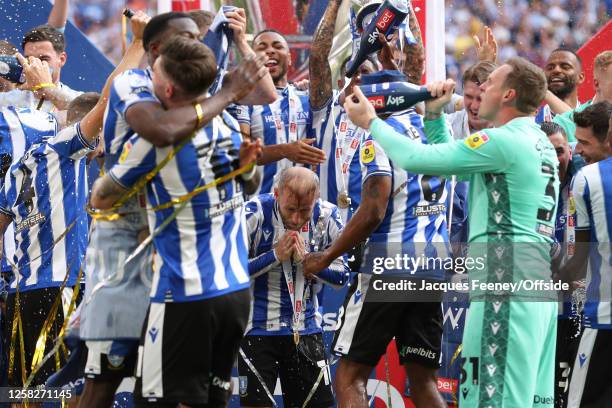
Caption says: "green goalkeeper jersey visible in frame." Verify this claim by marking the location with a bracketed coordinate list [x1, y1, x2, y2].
[369, 115, 560, 297]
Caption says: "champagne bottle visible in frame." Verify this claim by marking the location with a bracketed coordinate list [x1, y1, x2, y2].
[0, 55, 25, 84]
[345, 0, 410, 78]
[359, 81, 434, 114]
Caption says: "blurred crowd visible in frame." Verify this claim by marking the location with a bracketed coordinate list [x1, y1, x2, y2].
[67, 0, 611, 80]
[445, 0, 611, 85]
[70, 0, 156, 62]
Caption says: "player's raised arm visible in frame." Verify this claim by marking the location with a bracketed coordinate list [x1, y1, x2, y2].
[309, 0, 343, 110]
[225, 8, 276, 105]
[79, 11, 149, 143]
[344, 82, 511, 176]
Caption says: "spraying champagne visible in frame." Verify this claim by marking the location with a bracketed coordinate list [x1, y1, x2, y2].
[345, 0, 410, 78]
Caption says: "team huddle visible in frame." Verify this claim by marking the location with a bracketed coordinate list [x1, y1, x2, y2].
[0, 0, 611, 407]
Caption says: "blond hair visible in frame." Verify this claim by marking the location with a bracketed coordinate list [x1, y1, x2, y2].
[594, 51, 612, 72]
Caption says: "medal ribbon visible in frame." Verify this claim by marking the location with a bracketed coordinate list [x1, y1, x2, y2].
[286, 85, 299, 145]
[334, 110, 362, 200]
[274, 202, 310, 337]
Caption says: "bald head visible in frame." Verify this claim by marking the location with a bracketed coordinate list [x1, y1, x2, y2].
[277, 167, 320, 197]
[275, 167, 320, 231]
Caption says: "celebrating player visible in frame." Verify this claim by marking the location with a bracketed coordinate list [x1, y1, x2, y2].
[344, 57, 559, 407]
[90, 36, 265, 407]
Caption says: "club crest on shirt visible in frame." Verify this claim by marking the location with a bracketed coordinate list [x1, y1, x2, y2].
[360, 140, 375, 164]
[465, 132, 490, 149]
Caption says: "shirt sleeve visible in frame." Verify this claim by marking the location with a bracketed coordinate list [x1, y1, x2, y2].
[227, 104, 251, 126]
[111, 71, 157, 120]
[360, 133, 391, 185]
[244, 199, 262, 253]
[108, 136, 157, 189]
[570, 170, 590, 230]
[425, 115, 453, 144]
[369, 116, 513, 176]
[47, 123, 97, 160]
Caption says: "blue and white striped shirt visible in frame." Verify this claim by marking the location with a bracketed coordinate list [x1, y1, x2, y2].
[0, 107, 58, 273]
[0, 123, 95, 292]
[103, 68, 156, 173]
[360, 110, 451, 280]
[100, 68, 153, 232]
[571, 157, 612, 328]
[109, 111, 250, 303]
[535, 104, 554, 124]
[244, 193, 349, 335]
[311, 91, 366, 223]
[232, 84, 311, 195]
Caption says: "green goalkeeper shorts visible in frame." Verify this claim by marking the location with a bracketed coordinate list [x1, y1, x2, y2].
[459, 300, 557, 407]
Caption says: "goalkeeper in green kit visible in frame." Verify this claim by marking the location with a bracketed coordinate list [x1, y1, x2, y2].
[344, 57, 559, 407]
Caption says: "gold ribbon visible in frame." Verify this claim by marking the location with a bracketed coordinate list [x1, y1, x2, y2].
[8, 282, 26, 385]
[88, 132, 195, 221]
[449, 343, 463, 406]
[24, 265, 84, 389]
[88, 161, 255, 220]
[29, 264, 83, 376]
[7, 218, 76, 386]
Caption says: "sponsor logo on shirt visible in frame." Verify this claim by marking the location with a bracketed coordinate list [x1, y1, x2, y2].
[399, 346, 437, 360]
[464, 132, 490, 149]
[15, 212, 46, 233]
[413, 204, 446, 217]
[533, 395, 554, 405]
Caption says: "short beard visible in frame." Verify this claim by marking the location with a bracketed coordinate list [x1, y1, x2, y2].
[549, 80, 577, 101]
[272, 66, 288, 86]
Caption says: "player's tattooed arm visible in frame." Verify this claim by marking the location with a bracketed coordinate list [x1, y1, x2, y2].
[89, 174, 129, 210]
[309, 0, 343, 110]
[402, 4, 425, 85]
[303, 175, 391, 275]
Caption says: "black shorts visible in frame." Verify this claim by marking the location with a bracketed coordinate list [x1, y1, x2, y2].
[84, 339, 139, 381]
[567, 327, 612, 407]
[555, 317, 582, 408]
[238, 333, 334, 408]
[332, 274, 442, 368]
[4, 287, 67, 387]
[134, 289, 250, 407]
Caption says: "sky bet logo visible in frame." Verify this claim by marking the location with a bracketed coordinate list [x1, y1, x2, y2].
[368, 94, 405, 110]
[367, 10, 395, 44]
[368, 96, 385, 109]
[376, 9, 395, 31]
